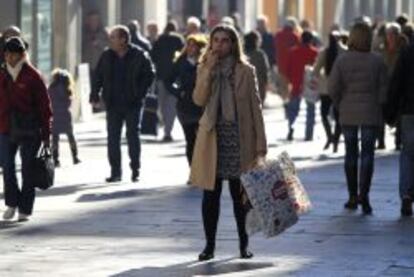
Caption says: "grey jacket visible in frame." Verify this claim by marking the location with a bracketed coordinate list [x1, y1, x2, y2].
[328, 51, 388, 126]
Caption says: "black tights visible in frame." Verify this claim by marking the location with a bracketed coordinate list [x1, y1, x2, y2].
[202, 178, 248, 251]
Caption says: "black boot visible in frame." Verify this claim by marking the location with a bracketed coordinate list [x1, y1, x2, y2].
[321, 117, 333, 150]
[70, 140, 81, 164]
[359, 164, 374, 215]
[239, 236, 253, 259]
[344, 164, 358, 210]
[198, 243, 215, 261]
[52, 148, 60, 167]
[401, 198, 413, 217]
[287, 127, 294, 141]
[200, 183, 221, 261]
[344, 195, 359, 210]
[360, 196, 372, 215]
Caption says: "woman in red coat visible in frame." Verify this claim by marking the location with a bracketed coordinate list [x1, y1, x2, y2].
[0, 37, 52, 222]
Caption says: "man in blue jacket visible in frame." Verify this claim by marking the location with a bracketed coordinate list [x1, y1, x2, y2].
[90, 25, 155, 183]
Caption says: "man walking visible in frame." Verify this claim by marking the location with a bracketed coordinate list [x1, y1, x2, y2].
[285, 31, 318, 141]
[90, 25, 155, 183]
[151, 21, 185, 142]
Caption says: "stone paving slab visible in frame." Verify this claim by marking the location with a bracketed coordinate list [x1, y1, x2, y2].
[1, 94, 413, 276]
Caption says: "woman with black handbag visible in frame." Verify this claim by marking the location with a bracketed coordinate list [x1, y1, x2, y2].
[0, 37, 52, 222]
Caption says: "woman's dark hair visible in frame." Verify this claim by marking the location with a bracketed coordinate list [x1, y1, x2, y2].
[348, 22, 372, 52]
[244, 31, 261, 53]
[301, 31, 314, 45]
[3, 36, 26, 53]
[164, 20, 178, 34]
[325, 32, 340, 76]
[200, 24, 247, 64]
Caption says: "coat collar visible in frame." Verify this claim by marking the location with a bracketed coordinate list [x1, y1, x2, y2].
[234, 62, 249, 96]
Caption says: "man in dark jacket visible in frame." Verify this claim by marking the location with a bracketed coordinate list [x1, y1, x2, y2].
[385, 42, 414, 216]
[90, 25, 155, 183]
[127, 20, 151, 52]
[151, 20, 185, 142]
[256, 15, 275, 66]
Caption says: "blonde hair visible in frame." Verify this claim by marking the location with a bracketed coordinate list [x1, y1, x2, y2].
[50, 68, 75, 97]
[348, 22, 372, 52]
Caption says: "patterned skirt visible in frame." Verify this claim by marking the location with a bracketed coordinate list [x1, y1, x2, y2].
[216, 120, 241, 179]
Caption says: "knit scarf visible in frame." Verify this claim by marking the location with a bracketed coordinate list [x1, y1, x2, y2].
[6, 57, 26, 82]
[200, 56, 236, 131]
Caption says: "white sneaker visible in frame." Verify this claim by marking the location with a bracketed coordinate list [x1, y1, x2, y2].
[3, 207, 16, 220]
[18, 213, 30, 222]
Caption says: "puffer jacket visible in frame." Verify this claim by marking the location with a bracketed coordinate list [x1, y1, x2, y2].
[328, 51, 388, 126]
[385, 43, 414, 125]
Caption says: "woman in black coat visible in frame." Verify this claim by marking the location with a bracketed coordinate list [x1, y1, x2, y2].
[166, 35, 207, 166]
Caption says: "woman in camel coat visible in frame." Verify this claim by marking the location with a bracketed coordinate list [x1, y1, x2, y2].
[190, 24, 267, 261]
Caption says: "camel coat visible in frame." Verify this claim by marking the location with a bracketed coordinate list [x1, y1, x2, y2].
[190, 60, 267, 191]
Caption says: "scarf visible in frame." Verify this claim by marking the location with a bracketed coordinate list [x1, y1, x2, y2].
[200, 56, 236, 131]
[6, 57, 26, 82]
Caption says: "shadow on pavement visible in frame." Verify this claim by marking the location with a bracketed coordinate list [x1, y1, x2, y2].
[76, 188, 164, 202]
[37, 183, 108, 198]
[111, 259, 274, 277]
[161, 153, 186, 159]
[0, 220, 21, 230]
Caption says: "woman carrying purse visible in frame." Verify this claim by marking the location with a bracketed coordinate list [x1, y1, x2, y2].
[0, 37, 52, 222]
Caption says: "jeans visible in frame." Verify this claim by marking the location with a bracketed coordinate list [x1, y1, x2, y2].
[399, 115, 414, 199]
[342, 126, 378, 197]
[286, 96, 301, 130]
[106, 107, 142, 177]
[285, 96, 315, 140]
[157, 80, 177, 138]
[0, 134, 41, 215]
[305, 100, 315, 140]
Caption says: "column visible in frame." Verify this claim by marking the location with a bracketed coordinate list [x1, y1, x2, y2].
[297, 0, 305, 20]
[107, 0, 121, 27]
[121, 0, 140, 24]
[0, 0, 19, 29]
[52, 0, 82, 73]
[238, 0, 260, 31]
[140, 0, 167, 32]
[261, 0, 278, 32]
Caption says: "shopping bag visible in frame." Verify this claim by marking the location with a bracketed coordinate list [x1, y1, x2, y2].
[278, 152, 312, 214]
[302, 65, 320, 104]
[141, 93, 159, 136]
[241, 152, 311, 237]
[32, 146, 55, 190]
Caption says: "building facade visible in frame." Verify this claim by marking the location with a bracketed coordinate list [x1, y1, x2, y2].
[0, 0, 414, 78]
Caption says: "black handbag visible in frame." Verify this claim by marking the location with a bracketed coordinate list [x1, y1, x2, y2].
[140, 93, 159, 136]
[32, 146, 55, 190]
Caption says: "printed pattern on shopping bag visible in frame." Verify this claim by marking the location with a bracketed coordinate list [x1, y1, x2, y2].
[242, 159, 298, 237]
[241, 151, 312, 238]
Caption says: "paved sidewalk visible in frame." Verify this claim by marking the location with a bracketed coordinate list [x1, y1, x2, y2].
[0, 94, 413, 277]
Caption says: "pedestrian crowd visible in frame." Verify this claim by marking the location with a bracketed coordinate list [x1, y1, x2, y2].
[0, 10, 414, 261]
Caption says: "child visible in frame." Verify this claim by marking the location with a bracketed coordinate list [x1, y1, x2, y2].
[48, 69, 80, 167]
